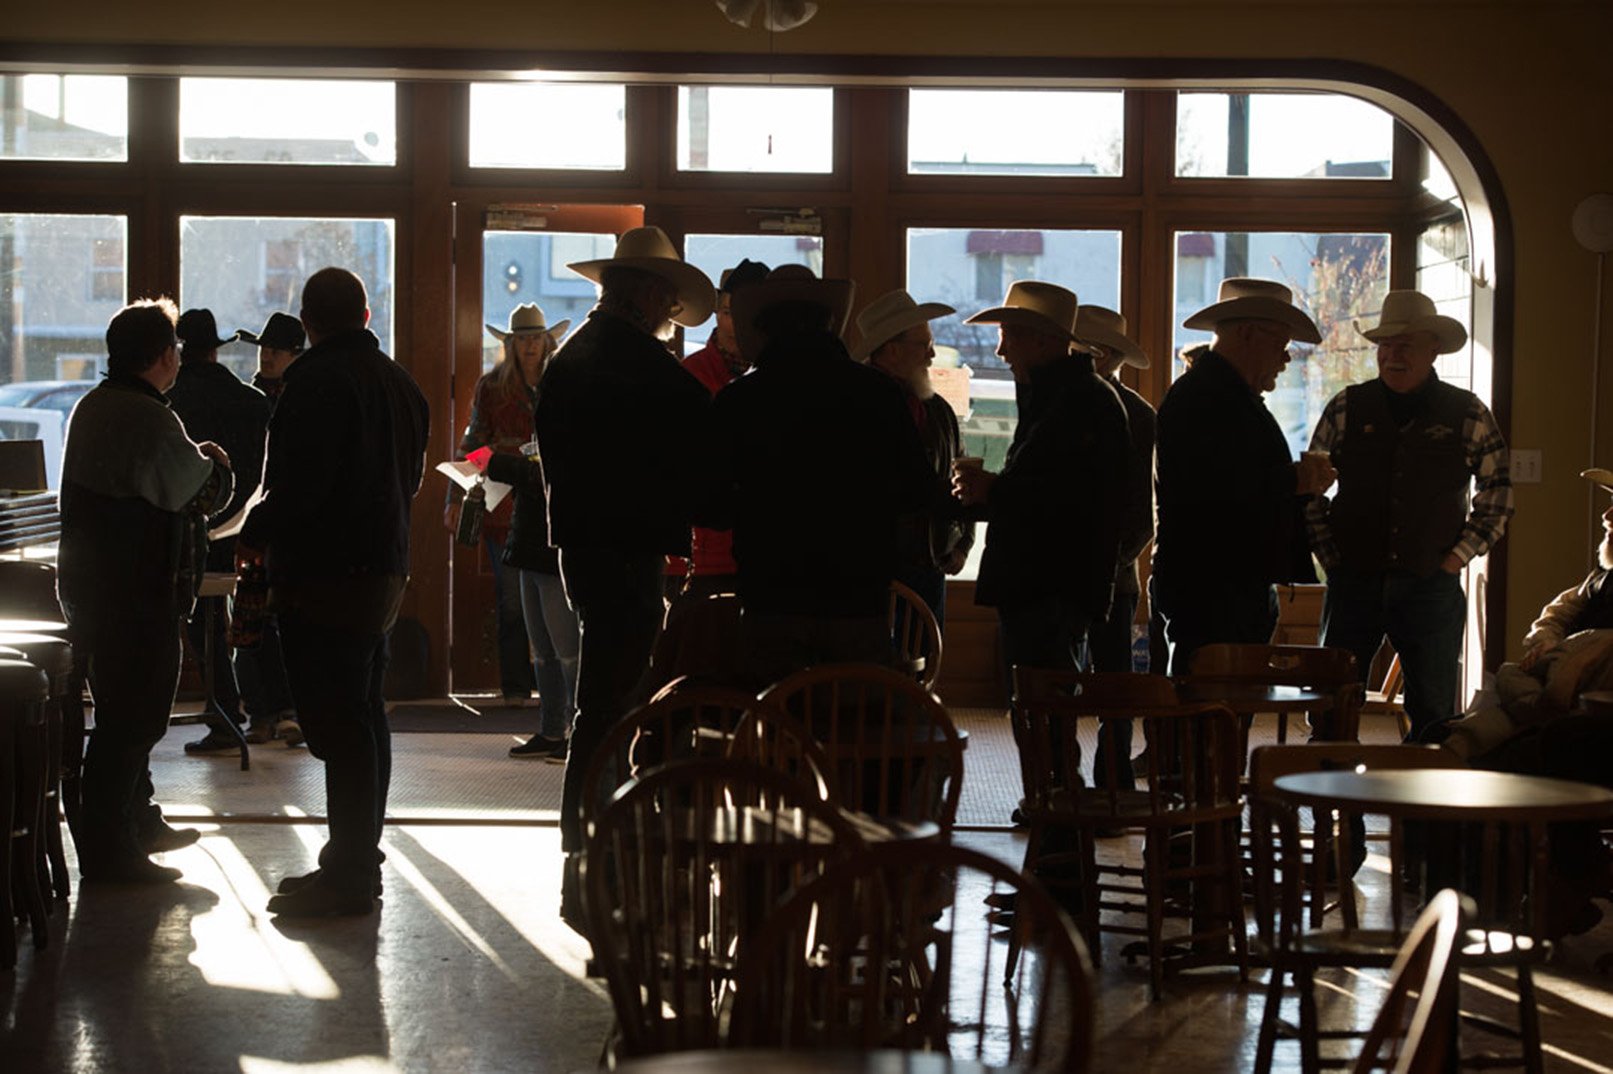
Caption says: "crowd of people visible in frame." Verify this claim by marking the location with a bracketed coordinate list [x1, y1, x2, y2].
[66, 223, 1613, 925]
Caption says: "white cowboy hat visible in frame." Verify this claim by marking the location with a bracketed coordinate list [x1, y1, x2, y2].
[964, 280, 1080, 341]
[730, 264, 856, 363]
[1183, 277, 1322, 344]
[850, 289, 955, 362]
[1582, 468, 1613, 494]
[1074, 305, 1148, 371]
[567, 225, 716, 327]
[1356, 290, 1468, 354]
[485, 303, 570, 343]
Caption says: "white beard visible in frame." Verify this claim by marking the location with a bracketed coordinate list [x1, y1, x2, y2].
[654, 318, 677, 343]
[1600, 535, 1612, 571]
[909, 367, 935, 400]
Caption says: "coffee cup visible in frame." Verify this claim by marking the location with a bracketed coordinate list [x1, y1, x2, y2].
[953, 456, 984, 475]
[521, 439, 541, 461]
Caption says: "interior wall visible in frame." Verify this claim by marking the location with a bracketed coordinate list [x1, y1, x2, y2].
[11, 0, 1613, 655]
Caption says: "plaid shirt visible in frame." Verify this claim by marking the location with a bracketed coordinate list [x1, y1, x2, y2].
[1306, 380, 1513, 571]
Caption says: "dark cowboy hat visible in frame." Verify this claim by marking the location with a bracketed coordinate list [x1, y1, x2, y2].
[237, 312, 306, 353]
[175, 308, 239, 353]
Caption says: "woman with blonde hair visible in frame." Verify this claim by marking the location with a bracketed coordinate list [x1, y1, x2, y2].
[462, 304, 579, 758]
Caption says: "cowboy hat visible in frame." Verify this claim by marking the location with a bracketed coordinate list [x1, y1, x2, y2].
[718, 258, 771, 295]
[175, 308, 238, 352]
[1074, 305, 1148, 371]
[1182, 277, 1322, 344]
[730, 264, 855, 363]
[965, 280, 1080, 341]
[567, 225, 716, 327]
[1583, 468, 1613, 494]
[850, 289, 955, 362]
[486, 303, 570, 343]
[237, 311, 306, 353]
[1356, 290, 1468, 354]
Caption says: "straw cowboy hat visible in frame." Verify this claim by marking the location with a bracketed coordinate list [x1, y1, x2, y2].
[567, 226, 716, 327]
[965, 280, 1080, 341]
[1583, 468, 1613, 494]
[850, 289, 955, 362]
[485, 303, 570, 344]
[729, 264, 856, 363]
[1074, 305, 1148, 370]
[1356, 290, 1468, 354]
[1183, 277, 1322, 344]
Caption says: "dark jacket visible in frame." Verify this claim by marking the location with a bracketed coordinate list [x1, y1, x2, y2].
[698, 330, 943, 618]
[58, 375, 232, 628]
[893, 391, 976, 574]
[973, 352, 1130, 618]
[166, 359, 270, 568]
[485, 449, 559, 575]
[1111, 376, 1157, 597]
[1152, 349, 1315, 596]
[240, 328, 429, 588]
[534, 308, 710, 558]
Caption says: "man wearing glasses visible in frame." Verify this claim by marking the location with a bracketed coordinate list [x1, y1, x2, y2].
[1151, 278, 1336, 675]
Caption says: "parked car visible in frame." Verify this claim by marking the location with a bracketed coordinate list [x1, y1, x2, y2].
[0, 380, 96, 489]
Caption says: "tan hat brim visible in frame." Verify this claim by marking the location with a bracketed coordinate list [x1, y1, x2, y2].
[850, 301, 955, 362]
[1076, 323, 1149, 370]
[964, 305, 1079, 341]
[486, 318, 571, 343]
[1357, 315, 1468, 355]
[567, 256, 716, 326]
[1182, 297, 1322, 344]
[1582, 468, 1613, 493]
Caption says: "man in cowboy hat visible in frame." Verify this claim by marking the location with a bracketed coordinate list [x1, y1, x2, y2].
[232, 311, 305, 749]
[954, 281, 1130, 689]
[1306, 288, 1514, 742]
[697, 265, 939, 684]
[533, 225, 714, 927]
[853, 288, 975, 626]
[167, 308, 274, 755]
[1073, 305, 1154, 790]
[240, 311, 306, 406]
[1152, 278, 1336, 676]
[674, 257, 770, 601]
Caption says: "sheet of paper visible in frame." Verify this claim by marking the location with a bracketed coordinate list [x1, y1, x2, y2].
[434, 460, 513, 512]
[209, 483, 265, 540]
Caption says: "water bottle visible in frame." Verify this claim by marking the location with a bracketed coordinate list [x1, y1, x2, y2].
[456, 481, 486, 547]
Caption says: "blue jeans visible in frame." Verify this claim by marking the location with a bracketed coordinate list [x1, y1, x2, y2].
[557, 547, 666, 852]
[486, 535, 536, 700]
[518, 568, 579, 740]
[1321, 567, 1466, 741]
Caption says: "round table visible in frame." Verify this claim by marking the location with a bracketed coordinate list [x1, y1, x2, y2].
[616, 1049, 1020, 1074]
[1273, 768, 1613, 822]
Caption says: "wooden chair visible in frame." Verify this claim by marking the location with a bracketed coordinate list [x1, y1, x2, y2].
[1011, 667, 1247, 1000]
[1362, 651, 1411, 739]
[1186, 643, 1365, 764]
[729, 841, 1095, 1074]
[582, 758, 868, 1059]
[576, 681, 764, 841]
[723, 700, 837, 802]
[760, 662, 963, 830]
[1353, 889, 1468, 1074]
[1247, 742, 1460, 1074]
[888, 579, 942, 689]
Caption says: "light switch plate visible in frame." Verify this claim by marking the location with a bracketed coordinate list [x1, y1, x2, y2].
[1510, 449, 1542, 483]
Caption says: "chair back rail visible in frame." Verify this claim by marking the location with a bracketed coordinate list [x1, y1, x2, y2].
[1352, 889, 1468, 1074]
[888, 579, 943, 689]
[760, 663, 963, 830]
[729, 841, 1095, 1074]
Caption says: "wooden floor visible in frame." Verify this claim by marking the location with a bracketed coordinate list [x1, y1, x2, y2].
[5, 715, 1613, 1072]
